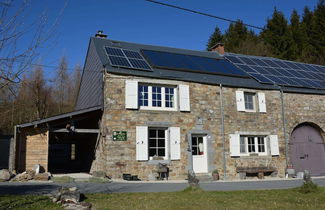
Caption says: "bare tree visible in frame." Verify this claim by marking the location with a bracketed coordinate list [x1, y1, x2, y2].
[0, 0, 67, 89]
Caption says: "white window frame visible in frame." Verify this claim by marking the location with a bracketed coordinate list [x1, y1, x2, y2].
[138, 84, 178, 111]
[148, 127, 169, 160]
[243, 92, 257, 112]
[239, 136, 267, 156]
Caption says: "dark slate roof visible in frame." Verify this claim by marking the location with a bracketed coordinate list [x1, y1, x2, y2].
[17, 106, 102, 128]
[91, 37, 325, 94]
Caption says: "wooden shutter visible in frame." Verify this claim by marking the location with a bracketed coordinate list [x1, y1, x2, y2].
[229, 134, 240, 157]
[136, 126, 148, 161]
[179, 85, 190, 111]
[125, 80, 138, 109]
[169, 127, 181, 160]
[235, 91, 245, 111]
[258, 92, 266, 113]
[269, 135, 280, 156]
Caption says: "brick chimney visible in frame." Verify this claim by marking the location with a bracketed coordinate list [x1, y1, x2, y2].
[95, 30, 107, 38]
[210, 43, 225, 56]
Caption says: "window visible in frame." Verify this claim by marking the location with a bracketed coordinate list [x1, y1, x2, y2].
[236, 91, 266, 113]
[230, 134, 279, 157]
[136, 126, 181, 161]
[240, 136, 267, 155]
[149, 128, 167, 158]
[244, 92, 255, 110]
[192, 136, 204, 155]
[138, 84, 177, 110]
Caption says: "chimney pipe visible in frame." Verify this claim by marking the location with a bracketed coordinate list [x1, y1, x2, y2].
[95, 30, 107, 38]
[210, 43, 225, 56]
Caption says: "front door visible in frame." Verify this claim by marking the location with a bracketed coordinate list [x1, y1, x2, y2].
[290, 125, 325, 176]
[192, 135, 208, 173]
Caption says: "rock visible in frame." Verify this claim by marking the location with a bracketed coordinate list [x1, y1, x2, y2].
[188, 169, 199, 188]
[33, 164, 40, 174]
[92, 171, 106, 178]
[60, 187, 81, 204]
[14, 172, 33, 182]
[303, 170, 312, 183]
[34, 173, 49, 181]
[0, 169, 11, 181]
[26, 169, 35, 179]
[258, 172, 264, 179]
[271, 171, 278, 177]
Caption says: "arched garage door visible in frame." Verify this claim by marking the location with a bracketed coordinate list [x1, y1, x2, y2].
[290, 124, 325, 176]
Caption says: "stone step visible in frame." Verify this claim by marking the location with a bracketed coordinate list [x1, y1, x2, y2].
[196, 173, 213, 182]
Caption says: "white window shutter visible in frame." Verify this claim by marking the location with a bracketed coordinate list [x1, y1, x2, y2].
[258, 92, 266, 113]
[169, 127, 181, 160]
[235, 91, 245, 111]
[136, 126, 148, 161]
[229, 134, 240, 157]
[125, 80, 138, 109]
[269, 135, 280, 156]
[179, 85, 190, 111]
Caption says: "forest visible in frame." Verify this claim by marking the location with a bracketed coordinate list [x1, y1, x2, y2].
[0, 1, 324, 135]
[207, 0, 325, 65]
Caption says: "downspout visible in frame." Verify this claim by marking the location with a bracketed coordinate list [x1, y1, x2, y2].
[219, 84, 226, 179]
[280, 88, 288, 167]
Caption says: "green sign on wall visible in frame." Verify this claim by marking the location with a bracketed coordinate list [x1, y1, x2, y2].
[113, 131, 127, 141]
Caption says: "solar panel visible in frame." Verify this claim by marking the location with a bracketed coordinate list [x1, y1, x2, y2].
[104, 47, 152, 71]
[226, 54, 325, 89]
[142, 50, 248, 77]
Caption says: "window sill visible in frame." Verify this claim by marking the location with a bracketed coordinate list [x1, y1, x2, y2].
[146, 160, 171, 165]
[139, 107, 178, 112]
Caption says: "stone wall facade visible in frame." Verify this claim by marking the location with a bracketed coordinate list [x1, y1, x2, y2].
[89, 73, 325, 180]
[16, 128, 48, 172]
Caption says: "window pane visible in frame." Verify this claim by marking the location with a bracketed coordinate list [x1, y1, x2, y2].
[165, 87, 175, 108]
[240, 137, 246, 153]
[158, 139, 165, 147]
[158, 149, 165, 156]
[138, 85, 148, 107]
[149, 129, 156, 138]
[248, 137, 255, 152]
[192, 145, 198, 155]
[244, 93, 254, 110]
[149, 148, 157, 157]
[149, 139, 156, 147]
[158, 129, 165, 138]
[258, 137, 265, 152]
[152, 86, 162, 107]
[192, 137, 197, 146]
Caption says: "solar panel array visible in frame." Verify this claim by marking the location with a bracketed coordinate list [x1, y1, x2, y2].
[105, 47, 152, 71]
[226, 54, 325, 89]
[141, 50, 248, 77]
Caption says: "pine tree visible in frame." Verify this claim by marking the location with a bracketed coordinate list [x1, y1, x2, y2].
[312, 0, 325, 64]
[206, 26, 223, 50]
[288, 10, 303, 60]
[261, 8, 292, 59]
[223, 20, 249, 53]
[301, 6, 317, 63]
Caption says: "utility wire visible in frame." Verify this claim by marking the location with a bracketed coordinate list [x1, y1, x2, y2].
[145, 0, 264, 30]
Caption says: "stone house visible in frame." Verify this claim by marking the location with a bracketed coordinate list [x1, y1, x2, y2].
[13, 32, 325, 180]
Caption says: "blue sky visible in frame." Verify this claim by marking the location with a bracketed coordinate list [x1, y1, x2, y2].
[16, 0, 320, 77]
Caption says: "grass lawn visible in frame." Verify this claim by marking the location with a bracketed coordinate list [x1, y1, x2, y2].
[0, 195, 62, 210]
[85, 186, 325, 210]
[1, 186, 325, 210]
